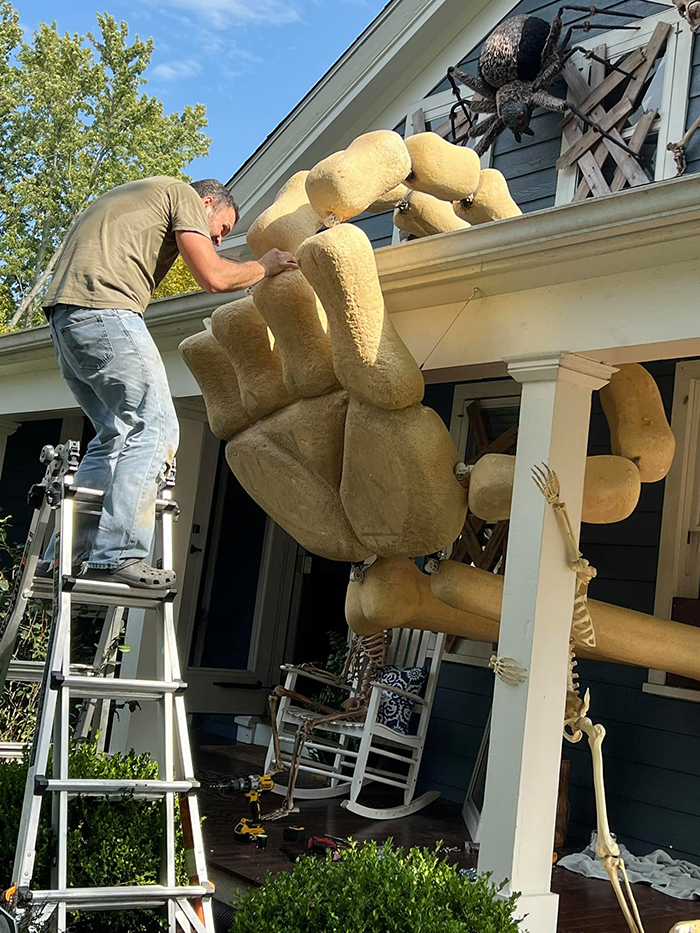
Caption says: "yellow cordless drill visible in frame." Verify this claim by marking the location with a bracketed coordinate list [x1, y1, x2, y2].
[220, 774, 274, 843]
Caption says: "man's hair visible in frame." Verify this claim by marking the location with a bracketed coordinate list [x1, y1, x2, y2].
[190, 179, 239, 222]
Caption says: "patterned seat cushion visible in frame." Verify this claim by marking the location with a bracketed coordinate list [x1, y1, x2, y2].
[374, 665, 429, 735]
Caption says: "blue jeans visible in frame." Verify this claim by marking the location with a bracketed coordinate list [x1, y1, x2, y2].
[45, 305, 179, 568]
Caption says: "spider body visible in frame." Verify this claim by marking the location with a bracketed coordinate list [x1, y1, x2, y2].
[479, 14, 552, 87]
[448, 5, 639, 156]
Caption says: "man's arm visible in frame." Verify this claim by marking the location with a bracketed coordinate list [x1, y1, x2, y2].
[176, 231, 298, 294]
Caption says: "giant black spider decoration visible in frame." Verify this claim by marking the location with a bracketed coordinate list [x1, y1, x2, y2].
[447, 5, 640, 156]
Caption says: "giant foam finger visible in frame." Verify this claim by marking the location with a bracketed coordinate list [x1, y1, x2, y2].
[305, 131, 411, 225]
[600, 363, 675, 483]
[179, 330, 249, 440]
[404, 133, 481, 202]
[582, 455, 641, 523]
[365, 183, 410, 214]
[211, 296, 296, 421]
[227, 391, 372, 562]
[247, 171, 322, 259]
[298, 223, 424, 410]
[253, 269, 339, 397]
[341, 399, 467, 556]
[453, 169, 522, 225]
[469, 453, 641, 524]
[393, 191, 470, 239]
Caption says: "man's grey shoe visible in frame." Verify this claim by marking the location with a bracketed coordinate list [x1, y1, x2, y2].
[35, 559, 86, 579]
[82, 559, 176, 591]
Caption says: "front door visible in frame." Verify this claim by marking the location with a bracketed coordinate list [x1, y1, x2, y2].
[178, 430, 298, 715]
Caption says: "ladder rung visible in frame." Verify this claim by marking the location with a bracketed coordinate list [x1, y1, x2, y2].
[29, 885, 211, 908]
[70, 487, 178, 515]
[63, 675, 185, 699]
[25, 577, 176, 608]
[8, 660, 95, 683]
[38, 778, 198, 797]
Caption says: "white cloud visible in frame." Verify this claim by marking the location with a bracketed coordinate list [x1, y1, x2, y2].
[154, 0, 301, 29]
[151, 57, 203, 81]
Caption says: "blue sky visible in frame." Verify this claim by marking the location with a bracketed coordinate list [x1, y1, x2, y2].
[18, 0, 390, 183]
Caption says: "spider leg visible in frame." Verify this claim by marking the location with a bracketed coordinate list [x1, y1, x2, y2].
[569, 45, 637, 78]
[473, 117, 506, 157]
[449, 99, 475, 145]
[468, 98, 497, 114]
[532, 58, 566, 92]
[469, 112, 501, 139]
[448, 66, 495, 98]
[556, 4, 638, 17]
[566, 101, 639, 157]
[531, 90, 569, 112]
[540, 12, 565, 67]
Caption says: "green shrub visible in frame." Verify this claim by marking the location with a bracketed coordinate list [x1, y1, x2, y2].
[0, 743, 186, 932]
[229, 840, 522, 933]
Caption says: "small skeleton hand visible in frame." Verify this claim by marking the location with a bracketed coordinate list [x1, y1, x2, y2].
[489, 655, 528, 685]
[532, 463, 561, 505]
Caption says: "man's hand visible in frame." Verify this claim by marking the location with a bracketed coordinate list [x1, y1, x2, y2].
[176, 231, 298, 295]
[258, 249, 298, 278]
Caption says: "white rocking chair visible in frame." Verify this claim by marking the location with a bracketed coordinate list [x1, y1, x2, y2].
[264, 628, 446, 820]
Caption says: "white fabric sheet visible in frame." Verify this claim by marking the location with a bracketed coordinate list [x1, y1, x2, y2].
[559, 837, 700, 901]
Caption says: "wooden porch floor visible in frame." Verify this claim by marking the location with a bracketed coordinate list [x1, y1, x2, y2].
[195, 743, 691, 932]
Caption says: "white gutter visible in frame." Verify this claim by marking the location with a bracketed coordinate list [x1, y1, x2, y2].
[1, 174, 699, 385]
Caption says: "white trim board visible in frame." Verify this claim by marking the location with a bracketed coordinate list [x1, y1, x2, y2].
[446, 378, 521, 667]
[649, 359, 700, 703]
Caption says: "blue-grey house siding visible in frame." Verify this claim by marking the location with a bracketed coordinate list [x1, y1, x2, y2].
[418, 363, 700, 866]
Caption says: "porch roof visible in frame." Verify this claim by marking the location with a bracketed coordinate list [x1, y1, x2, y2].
[0, 173, 698, 417]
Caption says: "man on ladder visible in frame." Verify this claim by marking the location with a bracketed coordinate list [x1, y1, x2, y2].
[39, 175, 297, 589]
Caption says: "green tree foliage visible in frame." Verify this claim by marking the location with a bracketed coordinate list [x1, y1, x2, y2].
[152, 255, 200, 301]
[0, 2, 210, 330]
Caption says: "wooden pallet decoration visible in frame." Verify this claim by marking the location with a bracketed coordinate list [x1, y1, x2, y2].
[556, 21, 671, 199]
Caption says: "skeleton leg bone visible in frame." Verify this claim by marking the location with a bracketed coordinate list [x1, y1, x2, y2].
[574, 714, 645, 933]
[264, 704, 368, 821]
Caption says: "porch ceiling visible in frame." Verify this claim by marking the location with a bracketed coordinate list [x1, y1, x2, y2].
[0, 174, 698, 415]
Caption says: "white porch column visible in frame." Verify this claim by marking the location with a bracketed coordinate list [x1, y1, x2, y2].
[477, 352, 615, 933]
[0, 418, 19, 481]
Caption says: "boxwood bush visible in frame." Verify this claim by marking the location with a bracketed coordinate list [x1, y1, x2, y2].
[229, 840, 522, 933]
[0, 742, 186, 932]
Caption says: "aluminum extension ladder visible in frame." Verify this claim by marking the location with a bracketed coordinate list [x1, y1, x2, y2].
[0, 441, 214, 932]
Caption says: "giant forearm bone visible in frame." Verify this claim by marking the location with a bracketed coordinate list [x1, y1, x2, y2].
[534, 464, 644, 933]
[347, 556, 700, 682]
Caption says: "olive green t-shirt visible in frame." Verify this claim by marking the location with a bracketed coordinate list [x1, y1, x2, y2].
[45, 176, 210, 315]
